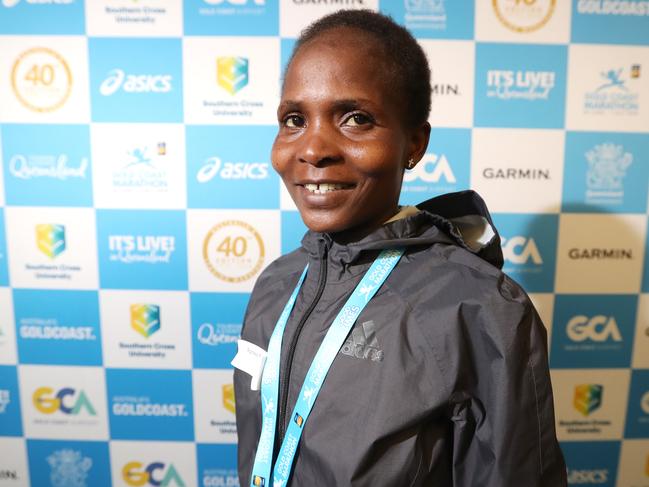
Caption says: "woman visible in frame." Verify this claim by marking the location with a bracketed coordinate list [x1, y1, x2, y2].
[233, 10, 567, 487]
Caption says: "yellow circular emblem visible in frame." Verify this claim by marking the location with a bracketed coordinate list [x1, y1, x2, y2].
[11, 47, 73, 113]
[492, 0, 556, 33]
[203, 220, 265, 283]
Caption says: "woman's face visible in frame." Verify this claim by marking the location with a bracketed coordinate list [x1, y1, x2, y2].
[272, 28, 430, 236]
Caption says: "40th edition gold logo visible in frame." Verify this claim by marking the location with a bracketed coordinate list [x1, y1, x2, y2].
[11, 47, 72, 113]
[203, 220, 265, 283]
[492, 0, 556, 33]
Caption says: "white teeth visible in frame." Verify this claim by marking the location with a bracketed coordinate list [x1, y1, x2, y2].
[304, 183, 348, 194]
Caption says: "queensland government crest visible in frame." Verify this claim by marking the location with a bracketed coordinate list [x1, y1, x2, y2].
[47, 449, 92, 487]
[585, 143, 632, 204]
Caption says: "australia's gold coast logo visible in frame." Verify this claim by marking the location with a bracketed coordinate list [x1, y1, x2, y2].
[492, 0, 555, 33]
[11, 47, 72, 112]
[203, 220, 264, 283]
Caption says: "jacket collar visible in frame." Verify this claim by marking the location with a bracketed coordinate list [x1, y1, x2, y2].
[301, 190, 504, 269]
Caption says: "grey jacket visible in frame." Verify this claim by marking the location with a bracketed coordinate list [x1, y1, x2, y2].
[234, 190, 567, 487]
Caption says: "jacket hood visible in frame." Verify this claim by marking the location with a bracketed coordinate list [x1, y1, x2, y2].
[301, 190, 504, 270]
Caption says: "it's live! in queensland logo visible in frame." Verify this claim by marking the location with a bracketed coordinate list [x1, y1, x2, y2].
[550, 294, 636, 368]
[474, 43, 567, 128]
[97, 210, 187, 290]
[89, 38, 182, 122]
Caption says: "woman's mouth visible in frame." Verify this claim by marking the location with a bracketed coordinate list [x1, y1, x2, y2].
[303, 183, 353, 194]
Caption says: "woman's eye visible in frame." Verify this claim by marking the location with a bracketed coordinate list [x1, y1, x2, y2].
[343, 113, 372, 127]
[284, 115, 305, 128]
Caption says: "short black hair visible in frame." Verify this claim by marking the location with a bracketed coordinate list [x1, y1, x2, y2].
[285, 9, 432, 128]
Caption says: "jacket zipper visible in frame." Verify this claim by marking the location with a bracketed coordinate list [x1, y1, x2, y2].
[277, 242, 328, 446]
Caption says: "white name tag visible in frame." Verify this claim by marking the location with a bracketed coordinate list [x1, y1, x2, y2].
[231, 339, 267, 391]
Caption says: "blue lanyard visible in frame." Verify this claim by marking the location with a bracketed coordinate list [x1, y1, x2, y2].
[250, 248, 404, 487]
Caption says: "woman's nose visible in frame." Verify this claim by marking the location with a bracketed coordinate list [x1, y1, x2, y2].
[298, 124, 341, 166]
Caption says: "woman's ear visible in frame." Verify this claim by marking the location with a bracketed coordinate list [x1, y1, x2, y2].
[408, 122, 431, 166]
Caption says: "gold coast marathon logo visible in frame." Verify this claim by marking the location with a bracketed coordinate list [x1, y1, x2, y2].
[203, 220, 264, 283]
[492, 0, 556, 33]
[11, 47, 72, 112]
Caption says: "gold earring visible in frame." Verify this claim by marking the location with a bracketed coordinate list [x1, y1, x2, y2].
[407, 158, 416, 169]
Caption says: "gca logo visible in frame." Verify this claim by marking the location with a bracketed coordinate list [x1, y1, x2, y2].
[100, 69, 172, 96]
[122, 462, 185, 487]
[641, 391, 649, 415]
[32, 387, 97, 415]
[567, 315, 622, 342]
[566, 469, 608, 484]
[403, 153, 455, 184]
[197, 157, 268, 182]
[501, 237, 543, 264]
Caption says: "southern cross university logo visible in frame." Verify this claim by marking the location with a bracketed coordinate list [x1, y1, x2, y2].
[130, 304, 160, 338]
[36, 224, 66, 259]
[573, 384, 603, 417]
[222, 383, 235, 414]
[47, 449, 92, 487]
[217, 57, 249, 95]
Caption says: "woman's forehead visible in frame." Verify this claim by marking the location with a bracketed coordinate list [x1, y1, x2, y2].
[282, 31, 396, 99]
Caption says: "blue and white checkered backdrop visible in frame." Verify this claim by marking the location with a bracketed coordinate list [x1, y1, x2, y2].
[0, 1, 648, 486]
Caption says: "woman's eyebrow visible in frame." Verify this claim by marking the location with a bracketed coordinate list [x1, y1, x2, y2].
[277, 100, 301, 113]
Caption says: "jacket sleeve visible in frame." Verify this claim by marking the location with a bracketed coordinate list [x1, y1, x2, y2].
[447, 276, 567, 487]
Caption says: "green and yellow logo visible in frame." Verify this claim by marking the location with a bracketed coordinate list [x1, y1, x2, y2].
[217, 57, 249, 95]
[222, 383, 235, 414]
[130, 304, 160, 338]
[32, 387, 96, 416]
[252, 476, 265, 486]
[573, 384, 603, 417]
[36, 224, 66, 259]
[122, 462, 185, 487]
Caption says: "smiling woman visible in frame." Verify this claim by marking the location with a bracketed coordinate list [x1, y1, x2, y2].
[233, 9, 567, 487]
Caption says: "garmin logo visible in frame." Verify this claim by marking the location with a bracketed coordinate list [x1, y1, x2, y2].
[568, 248, 633, 259]
[431, 83, 459, 96]
[567, 469, 608, 484]
[577, 0, 649, 16]
[197, 157, 269, 182]
[567, 315, 622, 342]
[100, 69, 172, 96]
[483, 168, 550, 180]
[0, 470, 18, 480]
[501, 237, 542, 265]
